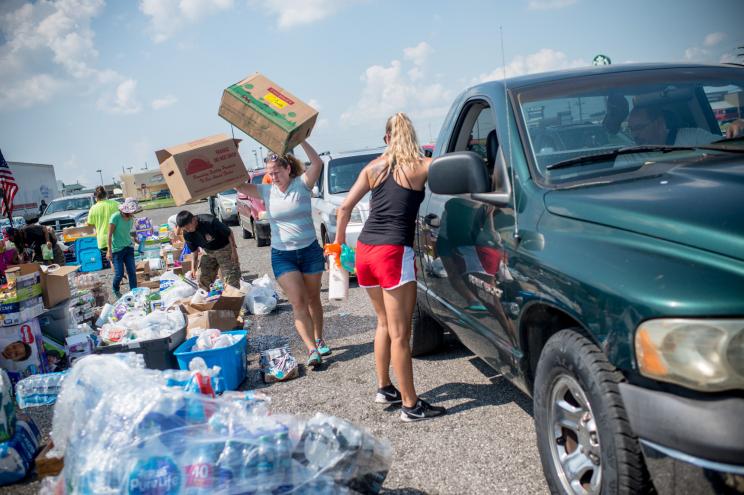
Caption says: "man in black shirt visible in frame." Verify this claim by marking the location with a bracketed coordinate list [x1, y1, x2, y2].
[176, 211, 241, 290]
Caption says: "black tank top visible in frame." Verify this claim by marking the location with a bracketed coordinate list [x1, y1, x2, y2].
[358, 170, 425, 247]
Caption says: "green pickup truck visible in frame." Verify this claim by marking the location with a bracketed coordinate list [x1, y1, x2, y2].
[414, 63, 744, 495]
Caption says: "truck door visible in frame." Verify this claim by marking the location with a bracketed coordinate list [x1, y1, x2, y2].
[418, 99, 517, 372]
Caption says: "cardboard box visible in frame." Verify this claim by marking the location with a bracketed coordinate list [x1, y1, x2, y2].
[186, 285, 245, 315]
[156, 134, 248, 206]
[62, 226, 96, 242]
[40, 265, 80, 309]
[186, 310, 240, 338]
[3, 264, 42, 302]
[218, 73, 318, 154]
[0, 296, 44, 327]
[0, 318, 48, 385]
[138, 279, 161, 291]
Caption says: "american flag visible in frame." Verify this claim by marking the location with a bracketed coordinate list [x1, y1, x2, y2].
[0, 149, 18, 218]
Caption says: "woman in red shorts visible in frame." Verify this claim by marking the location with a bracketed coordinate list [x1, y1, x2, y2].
[335, 112, 446, 422]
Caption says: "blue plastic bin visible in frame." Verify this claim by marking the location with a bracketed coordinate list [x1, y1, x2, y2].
[173, 330, 247, 390]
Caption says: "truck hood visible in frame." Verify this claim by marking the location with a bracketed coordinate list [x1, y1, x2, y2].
[39, 210, 88, 222]
[325, 193, 370, 209]
[544, 159, 744, 261]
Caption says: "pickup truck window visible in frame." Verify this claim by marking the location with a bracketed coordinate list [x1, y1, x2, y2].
[44, 197, 93, 214]
[450, 101, 499, 190]
[327, 153, 380, 194]
[516, 69, 744, 185]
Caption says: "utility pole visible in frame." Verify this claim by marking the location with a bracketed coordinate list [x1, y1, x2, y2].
[127, 166, 134, 176]
[96, 169, 103, 186]
[258, 147, 264, 162]
[252, 150, 259, 168]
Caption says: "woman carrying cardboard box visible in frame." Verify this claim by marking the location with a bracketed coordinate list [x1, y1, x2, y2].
[236, 140, 329, 368]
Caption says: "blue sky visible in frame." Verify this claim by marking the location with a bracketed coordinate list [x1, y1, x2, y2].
[1, 0, 742, 187]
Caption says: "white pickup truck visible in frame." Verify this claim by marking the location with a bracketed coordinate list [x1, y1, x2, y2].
[7, 161, 58, 222]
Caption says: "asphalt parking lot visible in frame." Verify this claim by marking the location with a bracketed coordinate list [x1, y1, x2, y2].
[13, 202, 548, 495]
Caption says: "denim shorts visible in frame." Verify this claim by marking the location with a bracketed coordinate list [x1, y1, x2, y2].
[271, 240, 325, 279]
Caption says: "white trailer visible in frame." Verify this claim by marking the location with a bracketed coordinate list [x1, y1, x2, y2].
[8, 162, 58, 222]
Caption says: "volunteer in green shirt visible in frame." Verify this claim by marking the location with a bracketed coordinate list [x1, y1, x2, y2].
[87, 186, 120, 259]
[107, 197, 140, 299]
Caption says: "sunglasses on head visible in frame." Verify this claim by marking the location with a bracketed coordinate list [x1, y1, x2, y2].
[268, 153, 289, 164]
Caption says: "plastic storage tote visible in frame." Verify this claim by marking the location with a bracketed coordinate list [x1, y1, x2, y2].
[174, 330, 247, 390]
[95, 325, 186, 370]
[75, 237, 102, 272]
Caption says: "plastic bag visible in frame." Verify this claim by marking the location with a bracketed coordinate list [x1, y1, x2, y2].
[47, 355, 391, 494]
[160, 279, 197, 308]
[246, 287, 277, 315]
[245, 275, 278, 315]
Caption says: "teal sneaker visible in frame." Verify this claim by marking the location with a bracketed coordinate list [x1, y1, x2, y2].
[307, 349, 322, 367]
[315, 339, 331, 356]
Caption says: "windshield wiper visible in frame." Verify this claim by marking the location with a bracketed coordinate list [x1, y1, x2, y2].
[546, 145, 694, 171]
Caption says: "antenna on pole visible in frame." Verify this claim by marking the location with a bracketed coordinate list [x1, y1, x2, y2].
[500, 25, 519, 241]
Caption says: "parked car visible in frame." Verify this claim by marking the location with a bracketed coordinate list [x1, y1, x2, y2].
[416, 63, 744, 495]
[153, 189, 171, 200]
[311, 148, 383, 248]
[237, 170, 271, 247]
[213, 189, 238, 225]
[0, 216, 27, 238]
[39, 193, 95, 236]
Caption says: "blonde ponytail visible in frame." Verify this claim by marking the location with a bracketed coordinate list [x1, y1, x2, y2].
[382, 112, 423, 172]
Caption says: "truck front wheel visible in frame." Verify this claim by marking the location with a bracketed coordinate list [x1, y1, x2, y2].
[533, 329, 646, 495]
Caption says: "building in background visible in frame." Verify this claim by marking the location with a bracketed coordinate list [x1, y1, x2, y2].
[120, 170, 169, 200]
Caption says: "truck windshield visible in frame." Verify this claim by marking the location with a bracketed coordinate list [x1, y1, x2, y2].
[516, 68, 744, 184]
[45, 197, 93, 214]
[328, 153, 380, 194]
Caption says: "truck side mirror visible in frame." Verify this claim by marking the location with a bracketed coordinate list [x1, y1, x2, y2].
[429, 152, 490, 195]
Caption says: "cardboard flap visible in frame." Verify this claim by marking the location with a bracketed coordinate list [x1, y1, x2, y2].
[163, 134, 232, 157]
[44, 265, 80, 279]
[155, 149, 172, 165]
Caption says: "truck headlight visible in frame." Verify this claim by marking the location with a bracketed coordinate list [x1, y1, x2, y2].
[350, 207, 363, 224]
[257, 211, 268, 221]
[76, 216, 88, 227]
[635, 319, 744, 392]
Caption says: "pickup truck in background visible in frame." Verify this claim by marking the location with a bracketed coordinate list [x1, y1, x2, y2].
[311, 148, 383, 248]
[415, 63, 744, 495]
[7, 161, 58, 222]
[237, 169, 271, 247]
[39, 193, 94, 236]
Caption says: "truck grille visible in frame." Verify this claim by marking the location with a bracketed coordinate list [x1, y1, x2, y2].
[40, 219, 76, 233]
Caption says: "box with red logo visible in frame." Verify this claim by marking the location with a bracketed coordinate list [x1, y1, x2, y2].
[0, 318, 48, 385]
[218, 72, 318, 154]
[156, 134, 249, 206]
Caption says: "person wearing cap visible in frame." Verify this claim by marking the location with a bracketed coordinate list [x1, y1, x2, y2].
[176, 210, 240, 290]
[108, 197, 140, 299]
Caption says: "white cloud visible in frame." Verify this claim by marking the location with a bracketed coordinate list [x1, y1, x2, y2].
[253, 0, 352, 29]
[477, 48, 587, 82]
[151, 95, 178, 110]
[684, 46, 708, 62]
[404, 41, 432, 67]
[703, 32, 725, 48]
[98, 79, 142, 114]
[0, 0, 137, 113]
[307, 98, 322, 111]
[341, 50, 452, 126]
[527, 0, 576, 10]
[139, 0, 234, 43]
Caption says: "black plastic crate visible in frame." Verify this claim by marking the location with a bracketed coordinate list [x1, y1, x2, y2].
[94, 324, 186, 370]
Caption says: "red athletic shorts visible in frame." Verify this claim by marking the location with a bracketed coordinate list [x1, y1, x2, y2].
[356, 241, 417, 290]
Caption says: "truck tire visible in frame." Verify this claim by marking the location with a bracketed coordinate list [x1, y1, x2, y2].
[254, 221, 269, 247]
[410, 302, 444, 357]
[533, 329, 646, 495]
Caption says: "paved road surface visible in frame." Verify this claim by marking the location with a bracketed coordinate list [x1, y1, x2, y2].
[12, 202, 548, 494]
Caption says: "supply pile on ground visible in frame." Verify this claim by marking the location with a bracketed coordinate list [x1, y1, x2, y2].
[41, 355, 391, 494]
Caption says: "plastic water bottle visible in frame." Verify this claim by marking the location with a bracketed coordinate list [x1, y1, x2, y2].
[182, 441, 218, 494]
[15, 372, 67, 408]
[274, 429, 293, 494]
[254, 434, 275, 494]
